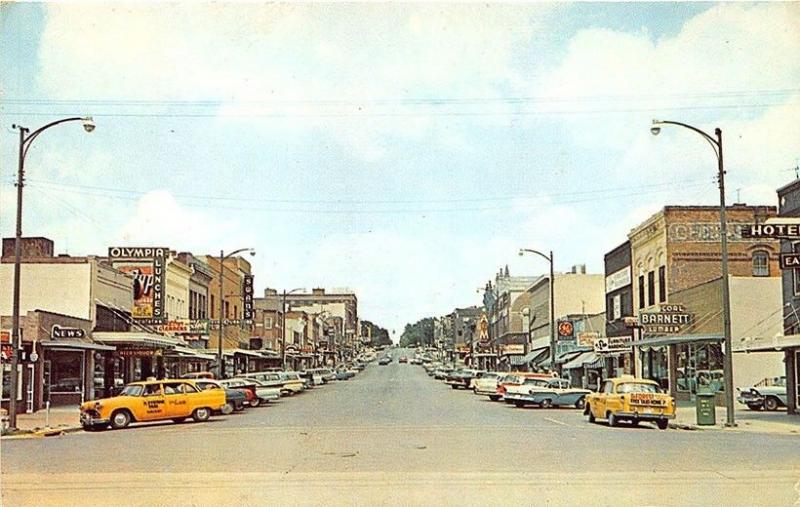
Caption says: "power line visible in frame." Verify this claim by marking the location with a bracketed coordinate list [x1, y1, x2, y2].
[24, 176, 712, 205]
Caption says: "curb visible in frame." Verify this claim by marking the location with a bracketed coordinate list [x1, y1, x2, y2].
[1, 425, 83, 440]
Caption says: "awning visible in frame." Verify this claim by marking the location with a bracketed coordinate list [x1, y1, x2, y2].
[223, 348, 264, 358]
[93, 332, 181, 349]
[167, 346, 216, 361]
[259, 349, 280, 358]
[633, 334, 723, 348]
[562, 351, 606, 370]
[734, 334, 800, 353]
[41, 341, 116, 352]
[510, 347, 549, 366]
[555, 350, 583, 365]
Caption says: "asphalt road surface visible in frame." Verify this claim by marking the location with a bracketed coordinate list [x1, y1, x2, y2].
[2, 349, 799, 506]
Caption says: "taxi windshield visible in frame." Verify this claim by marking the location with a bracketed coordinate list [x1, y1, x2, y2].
[616, 383, 660, 394]
[119, 385, 144, 397]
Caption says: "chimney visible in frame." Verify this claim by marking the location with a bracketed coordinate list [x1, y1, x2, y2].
[312, 288, 325, 296]
[264, 288, 278, 297]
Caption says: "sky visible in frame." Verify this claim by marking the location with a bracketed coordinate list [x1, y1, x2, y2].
[1, 2, 799, 337]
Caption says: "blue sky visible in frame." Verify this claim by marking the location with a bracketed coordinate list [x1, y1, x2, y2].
[1, 2, 798, 336]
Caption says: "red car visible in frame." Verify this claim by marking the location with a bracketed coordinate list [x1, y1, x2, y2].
[219, 379, 261, 407]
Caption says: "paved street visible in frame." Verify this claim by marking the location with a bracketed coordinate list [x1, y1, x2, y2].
[3, 351, 800, 506]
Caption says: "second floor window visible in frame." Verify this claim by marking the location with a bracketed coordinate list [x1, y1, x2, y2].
[647, 271, 655, 307]
[638, 275, 645, 309]
[752, 251, 769, 277]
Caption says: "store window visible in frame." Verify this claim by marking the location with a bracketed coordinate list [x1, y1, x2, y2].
[676, 342, 725, 394]
[752, 251, 769, 277]
[641, 348, 669, 390]
[48, 350, 84, 394]
[638, 275, 645, 309]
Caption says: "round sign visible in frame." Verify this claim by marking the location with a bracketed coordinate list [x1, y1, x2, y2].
[558, 321, 574, 337]
[29, 352, 39, 362]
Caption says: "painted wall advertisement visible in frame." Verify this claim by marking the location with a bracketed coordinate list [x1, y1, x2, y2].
[109, 247, 168, 323]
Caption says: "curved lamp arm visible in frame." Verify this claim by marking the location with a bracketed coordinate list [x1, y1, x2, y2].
[651, 119, 720, 159]
[519, 248, 552, 264]
[15, 117, 95, 162]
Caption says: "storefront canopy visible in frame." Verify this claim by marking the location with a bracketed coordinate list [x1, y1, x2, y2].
[41, 340, 116, 351]
[93, 332, 181, 349]
[734, 334, 800, 353]
[563, 351, 604, 370]
[167, 346, 216, 361]
[510, 347, 549, 366]
[223, 348, 264, 358]
[634, 334, 723, 348]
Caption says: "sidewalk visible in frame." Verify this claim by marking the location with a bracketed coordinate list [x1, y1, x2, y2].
[672, 402, 800, 435]
[1, 406, 81, 437]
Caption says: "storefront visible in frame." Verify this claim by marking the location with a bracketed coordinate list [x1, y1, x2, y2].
[736, 334, 800, 416]
[165, 346, 216, 378]
[562, 351, 604, 390]
[634, 334, 725, 403]
[93, 332, 181, 384]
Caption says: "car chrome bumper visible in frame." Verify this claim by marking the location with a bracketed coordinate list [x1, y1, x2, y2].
[615, 411, 675, 420]
[80, 412, 109, 427]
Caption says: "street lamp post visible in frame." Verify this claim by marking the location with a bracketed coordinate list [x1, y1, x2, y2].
[7, 117, 94, 430]
[216, 248, 255, 379]
[519, 249, 557, 375]
[651, 119, 734, 427]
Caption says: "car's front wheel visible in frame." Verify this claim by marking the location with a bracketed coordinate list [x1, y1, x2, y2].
[746, 402, 764, 411]
[192, 407, 211, 422]
[250, 397, 261, 408]
[110, 409, 132, 430]
[608, 412, 618, 427]
[540, 398, 553, 409]
[764, 396, 780, 411]
[575, 398, 586, 410]
[489, 395, 501, 401]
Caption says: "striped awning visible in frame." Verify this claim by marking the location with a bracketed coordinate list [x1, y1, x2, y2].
[563, 351, 604, 370]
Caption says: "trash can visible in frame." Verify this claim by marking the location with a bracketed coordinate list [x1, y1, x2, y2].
[696, 390, 717, 426]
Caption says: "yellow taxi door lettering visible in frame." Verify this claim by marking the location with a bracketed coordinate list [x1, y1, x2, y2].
[141, 384, 166, 421]
[164, 382, 192, 417]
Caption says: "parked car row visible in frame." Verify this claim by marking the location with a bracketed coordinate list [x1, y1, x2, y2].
[418, 357, 676, 431]
[79, 358, 375, 432]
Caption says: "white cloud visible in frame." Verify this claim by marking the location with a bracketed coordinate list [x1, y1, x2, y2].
[116, 190, 253, 253]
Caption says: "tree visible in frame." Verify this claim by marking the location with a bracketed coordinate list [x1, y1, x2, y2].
[399, 317, 434, 347]
[362, 320, 392, 347]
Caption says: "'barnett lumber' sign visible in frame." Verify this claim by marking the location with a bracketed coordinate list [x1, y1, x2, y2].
[638, 304, 693, 335]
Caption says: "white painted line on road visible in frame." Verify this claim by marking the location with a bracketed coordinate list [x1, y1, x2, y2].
[543, 417, 569, 427]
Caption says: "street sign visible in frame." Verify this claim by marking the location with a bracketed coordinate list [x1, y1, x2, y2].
[478, 314, 489, 346]
[780, 253, 800, 269]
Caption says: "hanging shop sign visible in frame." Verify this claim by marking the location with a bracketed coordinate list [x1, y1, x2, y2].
[557, 320, 574, 340]
[500, 344, 524, 355]
[605, 267, 631, 294]
[638, 304, 693, 335]
[51, 325, 86, 339]
[780, 253, 800, 269]
[577, 331, 600, 348]
[109, 246, 168, 322]
[478, 314, 490, 346]
[117, 348, 162, 358]
[243, 275, 254, 320]
[594, 335, 633, 354]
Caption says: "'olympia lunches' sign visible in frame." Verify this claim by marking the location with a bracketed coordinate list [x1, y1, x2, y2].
[109, 247, 168, 322]
[638, 304, 693, 335]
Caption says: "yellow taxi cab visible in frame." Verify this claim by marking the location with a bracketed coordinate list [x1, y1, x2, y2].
[584, 375, 675, 430]
[80, 379, 226, 431]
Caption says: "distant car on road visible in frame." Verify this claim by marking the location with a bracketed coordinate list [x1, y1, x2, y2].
[399, 357, 408, 363]
[378, 357, 392, 365]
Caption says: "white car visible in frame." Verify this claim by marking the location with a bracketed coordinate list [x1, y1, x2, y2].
[472, 372, 502, 397]
[222, 378, 281, 405]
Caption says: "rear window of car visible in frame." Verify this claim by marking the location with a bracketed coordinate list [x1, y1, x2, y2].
[616, 382, 659, 394]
